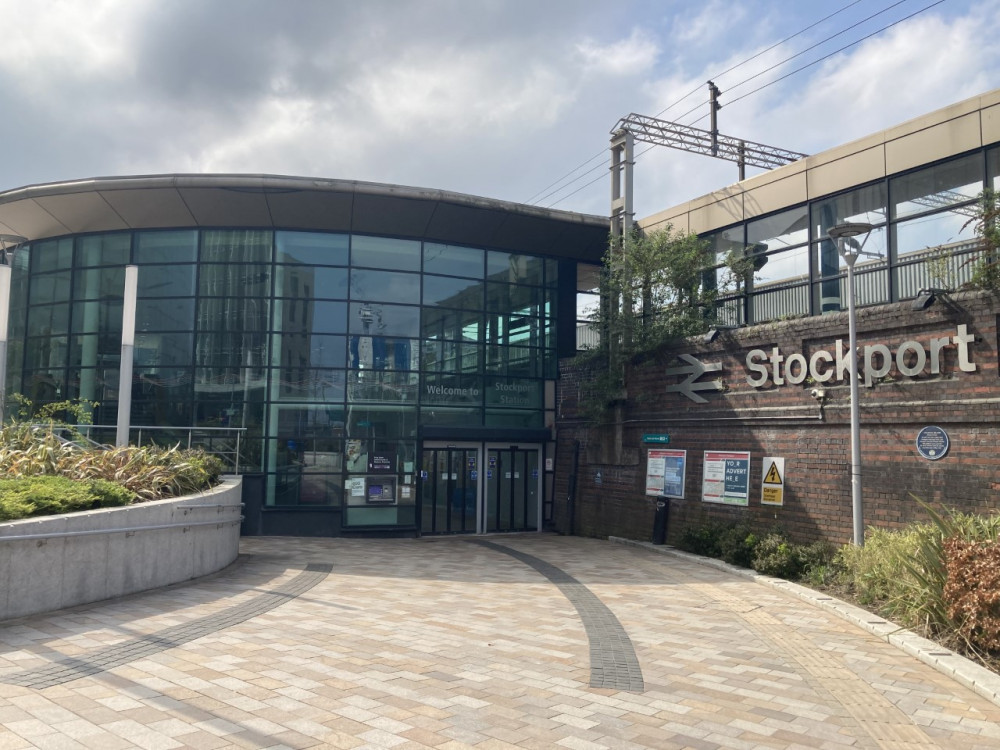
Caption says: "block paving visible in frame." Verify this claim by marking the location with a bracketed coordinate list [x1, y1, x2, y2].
[0, 534, 998, 749]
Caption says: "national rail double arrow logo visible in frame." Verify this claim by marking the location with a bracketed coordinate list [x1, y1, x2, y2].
[664, 354, 723, 404]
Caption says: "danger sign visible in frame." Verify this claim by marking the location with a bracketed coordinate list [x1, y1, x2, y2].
[761, 456, 785, 507]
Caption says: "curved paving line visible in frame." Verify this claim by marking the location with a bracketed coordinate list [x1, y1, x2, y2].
[471, 540, 644, 692]
[1, 563, 332, 689]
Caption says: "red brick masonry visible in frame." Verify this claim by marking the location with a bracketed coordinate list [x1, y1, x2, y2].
[555, 290, 1000, 545]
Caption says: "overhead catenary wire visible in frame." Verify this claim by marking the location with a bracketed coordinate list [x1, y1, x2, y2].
[689, 0, 948, 124]
[541, 0, 949, 208]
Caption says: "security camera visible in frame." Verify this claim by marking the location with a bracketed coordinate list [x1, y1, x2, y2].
[810, 388, 825, 399]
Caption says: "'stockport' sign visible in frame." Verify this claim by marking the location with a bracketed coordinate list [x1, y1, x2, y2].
[745, 324, 976, 389]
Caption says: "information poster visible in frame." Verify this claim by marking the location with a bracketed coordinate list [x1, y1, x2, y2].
[646, 449, 687, 498]
[702, 451, 751, 506]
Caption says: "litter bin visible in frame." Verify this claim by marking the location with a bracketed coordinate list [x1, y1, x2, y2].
[652, 498, 669, 545]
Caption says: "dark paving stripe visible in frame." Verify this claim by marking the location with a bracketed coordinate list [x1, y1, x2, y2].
[471, 540, 644, 693]
[1, 563, 332, 689]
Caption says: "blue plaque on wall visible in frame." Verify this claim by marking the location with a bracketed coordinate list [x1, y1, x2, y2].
[915, 426, 949, 460]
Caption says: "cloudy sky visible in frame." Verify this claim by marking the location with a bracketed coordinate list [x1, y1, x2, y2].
[0, 0, 998, 220]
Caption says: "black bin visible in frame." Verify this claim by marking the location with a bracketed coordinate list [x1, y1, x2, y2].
[652, 498, 669, 545]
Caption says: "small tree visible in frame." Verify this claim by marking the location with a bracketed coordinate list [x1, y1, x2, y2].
[965, 189, 1000, 290]
[575, 225, 717, 421]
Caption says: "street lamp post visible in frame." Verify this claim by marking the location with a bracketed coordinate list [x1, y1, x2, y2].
[828, 222, 873, 546]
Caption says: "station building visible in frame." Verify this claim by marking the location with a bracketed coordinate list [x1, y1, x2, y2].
[0, 177, 606, 536]
[1, 88, 999, 543]
[556, 88, 1000, 545]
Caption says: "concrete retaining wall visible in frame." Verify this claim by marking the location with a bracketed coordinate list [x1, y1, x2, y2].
[0, 476, 243, 622]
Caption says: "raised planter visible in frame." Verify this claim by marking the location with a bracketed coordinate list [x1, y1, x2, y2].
[0, 476, 243, 622]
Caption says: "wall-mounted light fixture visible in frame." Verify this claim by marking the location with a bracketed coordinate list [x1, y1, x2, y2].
[703, 325, 740, 343]
[911, 287, 951, 311]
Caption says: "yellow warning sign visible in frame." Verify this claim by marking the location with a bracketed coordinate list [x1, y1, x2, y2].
[762, 486, 783, 506]
[763, 461, 782, 485]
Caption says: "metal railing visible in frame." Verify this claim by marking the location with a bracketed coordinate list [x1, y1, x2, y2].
[63, 424, 247, 474]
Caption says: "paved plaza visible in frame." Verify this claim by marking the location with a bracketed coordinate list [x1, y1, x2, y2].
[1, 534, 999, 749]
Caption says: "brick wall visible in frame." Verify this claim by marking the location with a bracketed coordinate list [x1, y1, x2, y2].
[554, 290, 1000, 545]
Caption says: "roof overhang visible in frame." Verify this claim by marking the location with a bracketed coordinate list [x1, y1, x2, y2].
[0, 174, 610, 263]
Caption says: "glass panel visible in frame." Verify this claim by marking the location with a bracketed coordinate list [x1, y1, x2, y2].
[812, 183, 887, 238]
[274, 299, 346, 335]
[194, 398, 265, 430]
[421, 308, 481, 342]
[135, 230, 198, 263]
[486, 283, 543, 315]
[747, 206, 808, 252]
[27, 304, 70, 336]
[201, 229, 273, 263]
[350, 269, 420, 304]
[197, 298, 270, 331]
[137, 265, 197, 297]
[276, 231, 349, 266]
[348, 336, 417, 371]
[276, 265, 348, 299]
[23, 369, 67, 403]
[990, 146, 1000, 190]
[485, 407, 544, 426]
[273, 333, 346, 369]
[813, 226, 888, 272]
[421, 340, 480, 374]
[894, 208, 978, 263]
[513, 451, 526, 529]
[30, 238, 73, 273]
[344, 405, 416, 438]
[894, 215, 981, 297]
[545, 258, 558, 287]
[351, 235, 420, 271]
[136, 298, 195, 332]
[486, 345, 542, 377]
[194, 331, 268, 366]
[30, 272, 72, 303]
[70, 333, 123, 368]
[73, 267, 125, 300]
[76, 234, 130, 267]
[135, 332, 194, 368]
[419, 407, 482, 427]
[422, 243, 484, 278]
[487, 251, 544, 285]
[131, 368, 192, 427]
[69, 369, 120, 420]
[420, 374, 483, 406]
[526, 450, 539, 529]
[891, 154, 982, 220]
[485, 377, 542, 409]
[24, 337, 68, 370]
[199, 264, 271, 297]
[273, 368, 346, 402]
[423, 275, 484, 309]
[348, 369, 418, 403]
[70, 300, 122, 334]
[348, 303, 419, 338]
[752, 247, 810, 292]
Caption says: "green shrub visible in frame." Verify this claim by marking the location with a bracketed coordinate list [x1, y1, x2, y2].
[678, 522, 724, 557]
[717, 523, 757, 568]
[751, 533, 804, 578]
[0, 476, 134, 520]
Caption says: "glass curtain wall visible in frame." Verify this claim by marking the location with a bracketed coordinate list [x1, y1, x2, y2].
[699, 146, 994, 323]
[11, 228, 559, 531]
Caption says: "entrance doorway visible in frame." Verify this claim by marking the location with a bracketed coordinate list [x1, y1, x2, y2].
[419, 442, 541, 535]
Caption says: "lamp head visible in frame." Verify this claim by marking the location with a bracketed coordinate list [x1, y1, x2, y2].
[828, 222, 873, 266]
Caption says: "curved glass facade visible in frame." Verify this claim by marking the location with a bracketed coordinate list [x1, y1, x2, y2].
[7, 229, 561, 532]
